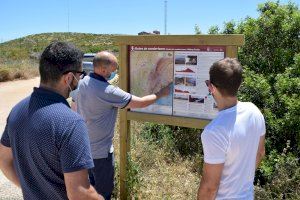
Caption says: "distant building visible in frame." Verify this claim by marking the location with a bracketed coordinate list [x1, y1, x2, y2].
[153, 30, 160, 35]
[138, 30, 160, 35]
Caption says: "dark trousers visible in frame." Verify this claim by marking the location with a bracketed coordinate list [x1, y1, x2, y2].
[90, 153, 115, 200]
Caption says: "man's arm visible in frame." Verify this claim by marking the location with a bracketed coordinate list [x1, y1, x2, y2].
[198, 163, 224, 200]
[126, 84, 171, 109]
[0, 144, 20, 187]
[64, 169, 104, 200]
[256, 135, 265, 169]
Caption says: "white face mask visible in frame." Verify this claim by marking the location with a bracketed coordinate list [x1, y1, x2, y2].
[67, 73, 79, 92]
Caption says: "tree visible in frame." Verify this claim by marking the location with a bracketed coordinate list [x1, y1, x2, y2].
[236, 1, 300, 155]
[222, 21, 236, 34]
[207, 25, 220, 34]
[194, 24, 202, 34]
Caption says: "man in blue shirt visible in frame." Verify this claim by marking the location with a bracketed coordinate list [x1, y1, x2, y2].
[75, 51, 170, 199]
[0, 42, 103, 200]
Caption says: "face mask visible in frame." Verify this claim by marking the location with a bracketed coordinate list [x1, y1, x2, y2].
[67, 73, 79, 92]
[108, 71, 116, 81]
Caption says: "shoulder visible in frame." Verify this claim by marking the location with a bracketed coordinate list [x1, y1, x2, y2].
[205, 114, 228, 133]
[8, 96, 31, 120]
[202, 125, 228, 143]
[239, 102, 264, 118]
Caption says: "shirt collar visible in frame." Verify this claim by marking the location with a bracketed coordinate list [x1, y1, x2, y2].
[32, 87, 70, 107]
[89, 72, 108, 83]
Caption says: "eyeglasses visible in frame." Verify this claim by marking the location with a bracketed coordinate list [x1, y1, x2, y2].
[205, 80, 218, 88]
[205, 80, 211, 87]
[63, 70, 86, 79]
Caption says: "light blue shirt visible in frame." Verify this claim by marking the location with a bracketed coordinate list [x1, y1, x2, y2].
[76, 73, 131, 159]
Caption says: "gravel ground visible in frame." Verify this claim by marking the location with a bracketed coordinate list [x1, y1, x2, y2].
[0, 171, 22, 200]
[0, 78, 39, 199]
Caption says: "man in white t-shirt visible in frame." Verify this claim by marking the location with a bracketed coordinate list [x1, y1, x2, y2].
[198, 58, 266, 200]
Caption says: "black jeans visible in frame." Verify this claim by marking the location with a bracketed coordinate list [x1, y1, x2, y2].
[90, 153, 114, 200]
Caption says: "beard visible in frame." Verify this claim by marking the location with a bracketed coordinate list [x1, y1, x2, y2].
[70, 77, 79, 91]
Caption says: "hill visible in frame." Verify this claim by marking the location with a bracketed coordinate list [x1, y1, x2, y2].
[0, 32, 120, 82]
[0, 32, 119, 61]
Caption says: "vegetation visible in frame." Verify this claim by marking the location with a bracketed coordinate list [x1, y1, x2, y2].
[0, 1, 299, 199]
[0, 33, 119, 82]
[207, 1, 299, 198]
[117, 1, 299, 199]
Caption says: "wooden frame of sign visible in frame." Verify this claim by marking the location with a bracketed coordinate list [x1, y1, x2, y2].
[115, 34, 244, 199]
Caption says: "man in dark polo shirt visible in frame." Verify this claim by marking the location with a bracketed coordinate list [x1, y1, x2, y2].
[0, 42, 103, 200]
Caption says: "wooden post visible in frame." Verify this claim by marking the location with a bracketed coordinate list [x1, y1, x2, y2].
[226, 46, 238, 58]
[119, 45, 130, 200]
[115, 35, 244, 199]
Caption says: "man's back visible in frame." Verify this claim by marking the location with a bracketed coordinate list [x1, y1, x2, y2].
[201, 102, 265, 199]
[77, 73, 131, 159]
[1, 87, 94, 200]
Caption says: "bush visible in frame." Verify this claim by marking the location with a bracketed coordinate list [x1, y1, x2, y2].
[0, 68, 11, 81]
[140, 123, 203, 159]
[199, 1, 300, 197]
[0, 60, 39, 82]
[255, 141, 300, 199]
[126, 154, 141, 199]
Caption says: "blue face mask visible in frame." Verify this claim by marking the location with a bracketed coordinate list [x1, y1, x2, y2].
[108, 71, 116, 81]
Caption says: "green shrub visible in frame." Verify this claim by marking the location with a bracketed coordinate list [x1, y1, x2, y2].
[126, 154, 141, 199]
[255, 141, 300, 199]
[140, 123, 203, 159]
[198, 1, 300, 197]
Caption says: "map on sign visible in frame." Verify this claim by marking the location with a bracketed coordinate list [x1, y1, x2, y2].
[130, 51, 174, 115]
[129, 45, 225, 119]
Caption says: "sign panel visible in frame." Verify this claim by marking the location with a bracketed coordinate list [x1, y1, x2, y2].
[129, 45, 225, 119]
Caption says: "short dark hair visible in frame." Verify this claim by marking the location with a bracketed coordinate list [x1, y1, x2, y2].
[39, 41, 83, 84]
[209, 58, 243, 97]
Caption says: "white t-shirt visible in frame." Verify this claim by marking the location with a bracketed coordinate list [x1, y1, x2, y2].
[201, 102, 265, 200]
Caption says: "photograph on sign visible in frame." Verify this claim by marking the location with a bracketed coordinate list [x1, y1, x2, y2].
[129, 45, 224, 120]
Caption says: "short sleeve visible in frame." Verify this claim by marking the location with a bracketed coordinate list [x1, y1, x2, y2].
[201, 129, 229, 164]
[59, 119, 94, 173]
[105, 86, 132, 108]
[1, 118, 11, 147]
[258, 112, 266, 136]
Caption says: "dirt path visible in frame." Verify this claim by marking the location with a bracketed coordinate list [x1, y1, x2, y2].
[0, 77, 39, 199]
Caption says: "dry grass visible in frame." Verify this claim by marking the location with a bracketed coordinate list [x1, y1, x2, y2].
[112, 120, 201, 199]
[110, 76, 201, 199]
[0, 60, 39, 82]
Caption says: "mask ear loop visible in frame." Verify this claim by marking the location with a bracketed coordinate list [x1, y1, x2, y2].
[71, 73, 79, 83]
[67, 73, 79, 92]
[67, 75, 74, 92]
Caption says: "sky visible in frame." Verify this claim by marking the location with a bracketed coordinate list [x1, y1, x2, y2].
[0, 0, 299, 43]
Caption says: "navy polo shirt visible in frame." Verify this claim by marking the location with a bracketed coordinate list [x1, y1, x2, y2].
[1, 87, 94, 200]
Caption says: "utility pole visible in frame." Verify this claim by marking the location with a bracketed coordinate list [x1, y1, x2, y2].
[67, 0, 70, 32]
[164, 0, 167, 35]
